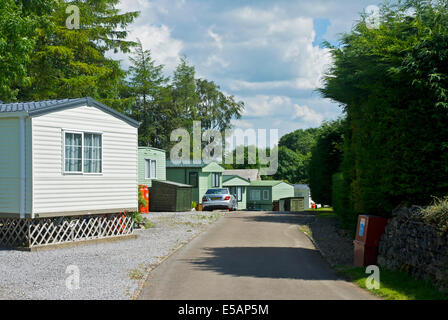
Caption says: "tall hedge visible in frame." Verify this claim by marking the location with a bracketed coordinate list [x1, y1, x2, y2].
[320, 0, 448, 227]
[308, 119, 344, 206]
[332, 172, 356, 229]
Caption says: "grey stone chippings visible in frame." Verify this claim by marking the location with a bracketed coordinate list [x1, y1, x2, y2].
[0, 211, 221, 300]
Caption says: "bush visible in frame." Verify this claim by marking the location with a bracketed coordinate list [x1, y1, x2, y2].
[132, 211, 155, 229]
[332, 172, 357, 230]
[308, 119, 344, 206]
[132, 211, 144, 225]
[420, 197, 448, 233]
[320, 0, 448, 221]
[192, 201, 197, 209]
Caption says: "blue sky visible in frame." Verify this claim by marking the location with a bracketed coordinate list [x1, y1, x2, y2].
[116, 0, 380, 138]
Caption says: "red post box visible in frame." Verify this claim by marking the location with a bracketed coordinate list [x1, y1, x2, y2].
[139, 185, 149, 214]
[354, 215, 388, 267]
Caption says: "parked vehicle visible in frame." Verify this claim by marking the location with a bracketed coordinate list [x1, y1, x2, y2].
[202, 188, 237, 211]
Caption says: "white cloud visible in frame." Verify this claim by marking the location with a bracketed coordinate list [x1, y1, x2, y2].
[113, 1, 184, 72]
[231, 119, 254, 129]
[208, 27, 223, 50]
[124, 24, 183, 73]
[240, 94, 324, 128]
[293, 104, 324, 126]
[205, 54, 229, 69]
[212, 7, 333, 93]
[117, 0, 152, 12]
[231, 6, 279, 23]
[111, 0, 364, 137]
[242, 95, 292, 118]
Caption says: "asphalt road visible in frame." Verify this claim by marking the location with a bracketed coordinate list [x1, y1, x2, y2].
[139, 211, 377, 300]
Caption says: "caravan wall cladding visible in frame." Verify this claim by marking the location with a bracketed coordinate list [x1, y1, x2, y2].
[0, 104, 138, 218]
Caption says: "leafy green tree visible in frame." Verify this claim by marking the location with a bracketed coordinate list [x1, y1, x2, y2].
[195, 78, 244, 132]
[171, 56, 199, 128]
[128, 39, 169, 147]
[223, 145, 264, 170]
[0, 0, 54, 101]
[273, 146, 306, 183]
[272, 128, 321, 183]
[308, 119, 345, 206]
[279, 128, 320, 155]
[17, 0, 139, 109]
[320, 0, 448, 227]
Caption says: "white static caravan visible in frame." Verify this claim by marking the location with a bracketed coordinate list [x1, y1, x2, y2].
[0, 98, 139, 248]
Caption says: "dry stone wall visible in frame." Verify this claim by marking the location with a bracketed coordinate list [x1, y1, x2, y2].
[377, 206, 448, 292]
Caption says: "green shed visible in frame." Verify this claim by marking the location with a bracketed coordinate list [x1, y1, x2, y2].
[247, 180, 294, 211]
[138, 147, 166, 188]
[222, 175, 250, 210]
[150, 180, 192, 212]
[279, 197, 305, 212]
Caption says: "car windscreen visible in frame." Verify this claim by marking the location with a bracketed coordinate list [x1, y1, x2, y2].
[206, 189, 228, 195]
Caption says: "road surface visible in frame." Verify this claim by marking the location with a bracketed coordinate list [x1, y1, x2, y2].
[139, 211, 377, 300]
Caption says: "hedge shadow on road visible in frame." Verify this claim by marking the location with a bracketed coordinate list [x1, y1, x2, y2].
[186, 246, 339, 280]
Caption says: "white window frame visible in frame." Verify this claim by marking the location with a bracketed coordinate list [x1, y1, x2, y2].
[145, 159, 157, 179]
[212, 173, 220, 187]
[263, 190, 270, 200]
[237, 186, 243, 202]
[251, 190, 261, 201]
[62, 129, 103, 175]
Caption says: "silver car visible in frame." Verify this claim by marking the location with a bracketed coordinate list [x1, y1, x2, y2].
[202, 188, 238, 211]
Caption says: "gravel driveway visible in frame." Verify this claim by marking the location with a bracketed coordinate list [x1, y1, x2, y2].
[0, 211, 222, 300]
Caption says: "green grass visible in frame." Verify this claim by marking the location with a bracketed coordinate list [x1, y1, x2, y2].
[305, 207, 334, 212]
[298, 225, 312, 237]
[305, 207, 336, 218]
[336, 266, 448, 300]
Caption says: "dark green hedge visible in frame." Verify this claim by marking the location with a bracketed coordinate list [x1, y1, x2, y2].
[308, 119, 344, 206]
[320, 0, 448, 228]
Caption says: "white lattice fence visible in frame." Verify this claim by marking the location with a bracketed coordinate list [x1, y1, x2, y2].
[0, 218, 29, 247]
[0, 213, 134, 248]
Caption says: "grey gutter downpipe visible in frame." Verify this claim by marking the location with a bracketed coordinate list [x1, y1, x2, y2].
[19, 115, 26, 219]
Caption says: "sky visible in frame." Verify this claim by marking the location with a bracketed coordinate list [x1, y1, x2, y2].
[114, 0, 380, 138]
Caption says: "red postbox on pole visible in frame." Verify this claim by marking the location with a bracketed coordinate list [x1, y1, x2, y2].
[139, 185, 149, 214]
[353, 215, 388, 267]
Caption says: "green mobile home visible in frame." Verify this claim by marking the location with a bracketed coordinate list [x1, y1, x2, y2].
[166, 161, 225, 204]
[222, 175, 250, 210]
[138, 147, 166, 187]
[247, 181, 294, 211]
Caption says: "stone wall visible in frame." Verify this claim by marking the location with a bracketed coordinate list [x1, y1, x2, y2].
[377, 206, 448, 292]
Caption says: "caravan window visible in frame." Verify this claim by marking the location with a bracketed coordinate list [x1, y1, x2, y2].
[145, 159, 157, 179]
[64, 131, 102, 174]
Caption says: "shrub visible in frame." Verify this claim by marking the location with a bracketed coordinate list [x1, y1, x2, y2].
[132, 211, 144, 225]
[132, 211, 155, 229]
[332, 172, 357, 230]
[308, 119, 344, 206]
[320, 0, 448, 221]
[420, 197, 448, 233]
